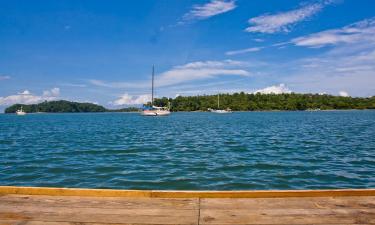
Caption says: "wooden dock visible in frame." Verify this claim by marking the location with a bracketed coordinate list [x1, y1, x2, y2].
[0, 186, 374, 225]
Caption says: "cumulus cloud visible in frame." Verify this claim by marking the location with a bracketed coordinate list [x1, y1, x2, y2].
[112, 94, 151, 106]
[273, 15, 375, 97]
[245, 1, 331, 34]
[282, 45, 375, 96]
[18, 90, 31, 95]
[43, 87, 60, 97]
[339, 91, 349, 97]
[0, 88, 60, 106]
[225, 47, 263, 55]
[0, 75, 11, 80]
[181, 0, 236, 23]
[292, 17, 375, 48]
[254, 84, 292, 94]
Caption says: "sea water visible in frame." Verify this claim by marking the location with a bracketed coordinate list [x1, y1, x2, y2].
[0, 111, 374, 190]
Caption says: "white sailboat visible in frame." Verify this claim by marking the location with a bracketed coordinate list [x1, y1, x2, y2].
[141, 66, 171, 116]
[16, 106, 26, 115]
[209, 94, 232, 114]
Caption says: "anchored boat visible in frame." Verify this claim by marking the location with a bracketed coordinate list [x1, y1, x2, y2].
[16, 106, 26, 116]
[209, 94, 232, 114]
[141, 66, 171, 116]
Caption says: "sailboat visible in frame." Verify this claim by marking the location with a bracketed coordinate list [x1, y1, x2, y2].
[209, 94, 232, 114]
[141, 66, 171, 116]
[16, 106, 26, 115]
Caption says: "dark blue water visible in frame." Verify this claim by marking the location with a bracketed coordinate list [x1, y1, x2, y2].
[0, 111, 374, 190]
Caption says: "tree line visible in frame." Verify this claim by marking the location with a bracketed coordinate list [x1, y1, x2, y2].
[152, 93, 375, 111]
[5, 93, 375, 113]
[5, 100, 143, 113]
[5, 100, 108, 113]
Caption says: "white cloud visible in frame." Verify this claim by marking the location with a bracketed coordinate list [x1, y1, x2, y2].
[181, 0, 236, 23]
[225, 47, 263, 55]
[253, 38, 264, 42]
[43, 87, 60, 97]
[18, 90, 31, 95]
[339, 91, 349, 97]
[0, 75, 10, 80]
[282, 46, 375, 96]
[90, 60, 250, 89]
[89, 79, 147, 89]
[0, 88, 60, 106]
[112, 94, 151, 106]
[292, 17, 375, 48]
[245, 1, 331, 34]
[156, 60, 250, 87]
[61, 83, 87, 88]
[273, 16, 375, 97]
[254, 84, 292, 94]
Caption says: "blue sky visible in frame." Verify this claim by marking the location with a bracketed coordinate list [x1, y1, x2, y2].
[1, 0, 375, 110]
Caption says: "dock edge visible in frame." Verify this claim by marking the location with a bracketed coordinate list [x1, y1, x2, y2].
[1, 186, 375, 198]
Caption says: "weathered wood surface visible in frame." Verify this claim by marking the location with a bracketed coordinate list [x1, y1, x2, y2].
[0, 194, 374, 225]
[1, 186, 375, 198]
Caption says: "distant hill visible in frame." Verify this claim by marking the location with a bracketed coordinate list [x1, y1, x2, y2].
[5, 100, 141, 113]
[5, 100, 108, 113]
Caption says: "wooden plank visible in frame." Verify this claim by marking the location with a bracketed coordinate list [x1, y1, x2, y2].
[0, 194, 198, 210]
[23, 222, 373, 225]
[0, 195, 199, 225]
[1, 186, 375, 225]
[0, 221, 74, 225]
[151, 189, 375, 198]
[0, 186, 151, 198]
[0, 220, 197, 225]
[199, 208, 375, 224]
[0, 207, 198, 224]
[1, 186, 375, 198]
[200, 196, 375, 225]
[200, 196, 375, 210]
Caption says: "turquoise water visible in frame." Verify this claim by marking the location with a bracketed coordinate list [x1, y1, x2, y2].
[0, 111, 374, 190]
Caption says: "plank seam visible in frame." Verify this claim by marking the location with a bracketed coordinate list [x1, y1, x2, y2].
[198, 197, 201, 225]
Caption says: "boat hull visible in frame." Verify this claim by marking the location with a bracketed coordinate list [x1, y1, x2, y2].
[141, 110, 171, 116]
[210, 110, 232, 114]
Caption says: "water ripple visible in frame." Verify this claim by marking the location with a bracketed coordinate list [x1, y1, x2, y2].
[0, 111, 374, 190]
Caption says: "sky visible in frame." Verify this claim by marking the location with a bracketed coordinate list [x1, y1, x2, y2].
[1, 0, 375, 111]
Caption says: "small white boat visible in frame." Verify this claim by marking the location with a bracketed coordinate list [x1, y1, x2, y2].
[209, 109, 232, 114]
[209, 94, 232, 114]
[141, 66, 171, 116]
[141, 106, 171, 116]
[16, 106, 26, 116]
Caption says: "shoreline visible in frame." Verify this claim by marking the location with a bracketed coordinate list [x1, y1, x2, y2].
[2, 109, 375, 114]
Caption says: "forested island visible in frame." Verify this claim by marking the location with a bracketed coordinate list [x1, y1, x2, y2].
[154, 93, 375, 111]
[4, 93, 375, 113]
[5, 100, 139, 113]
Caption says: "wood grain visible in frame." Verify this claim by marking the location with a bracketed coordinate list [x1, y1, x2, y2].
[1, 186, 375, 198]
[0, 187, 375, 225]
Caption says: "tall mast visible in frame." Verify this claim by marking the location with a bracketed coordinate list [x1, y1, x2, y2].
[217, 94, 220, 109]
[152, 65, 154, 106]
